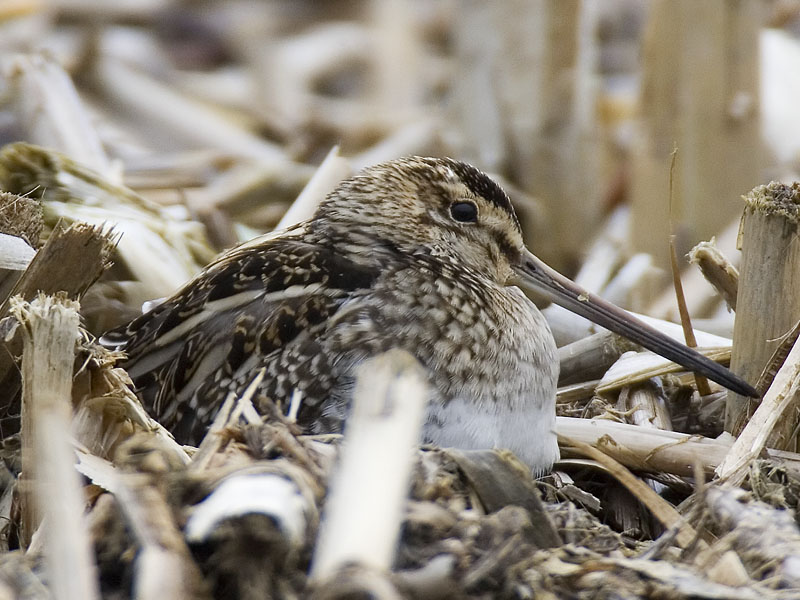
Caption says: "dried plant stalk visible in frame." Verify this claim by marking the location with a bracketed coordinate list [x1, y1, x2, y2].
[716, 332, 800, 485]
[0, 232, 34, 270]
[555, 416, 800, 477]
[114, 475, 212, 600]
[687, 238, 739, 311]
[754, 319, 800, 396]
[596, 346, 731, 394]
[558, 434, 700, 549]
[70, 344, 190, 466]
[601, 253, 656, 311]
[0, 191, 38, 301]
[0, 191, 42, 245]
[0, 143, 214, 299]
[670, 235, 712, 396]
[276, 145, 351, 230]
[92, 56, 287, 163]
[557, 331, 637, 385]
[727, 182, 800, 442]
[648, 219, 741, 321]
[0, 222, 116, 421]
[448, 2, 604, 271]
[617, 381, 672, 431]
[2, 53, 113, 178]
[0, 222, 115, 315]
[12, 293, 100, 599]
[311, 350, 427, 585]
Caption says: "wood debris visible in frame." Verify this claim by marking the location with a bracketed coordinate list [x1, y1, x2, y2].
[1, 2, 800, 599]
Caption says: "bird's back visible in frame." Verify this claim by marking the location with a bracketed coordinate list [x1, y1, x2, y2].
[104, 227, 382, 443]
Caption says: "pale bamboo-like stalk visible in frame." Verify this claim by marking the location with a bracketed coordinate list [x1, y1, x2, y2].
[351, 117, 439, 171]
[545, 206, 629, 345]
[3, 53, 114, 179]
[276, 146, 351, 230]
[601, 253, 656, 311]
[555, 416, 800, 478]
[618, 381, 672, 432]
[310, 350, 427, 584]
[0, 232, 35, 271]
[546, 303, 733, 359]
[113, 476, 212, 600]
[596, 346, 731, 395]
[450, 1, 601, 271]
[257, 22, 372, 133]
[754, 320, 800, 396]
[717, 333, 800, 485]
[370, 0, 420, 113]
[13, 294, 100, 600]
[92, 56, 287, 163]
[574, 206, 630, 292]
[0, 223, 116, 411]
[616, 382, 673, 501]
[0, 143, 212, 299]
[727, 183, 800, 440]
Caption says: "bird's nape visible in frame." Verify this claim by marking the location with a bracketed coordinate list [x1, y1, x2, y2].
[512, 248, 759, 399]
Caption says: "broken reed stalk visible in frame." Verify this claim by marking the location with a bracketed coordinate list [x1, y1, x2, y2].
[94, 56, 287, 163]
[727, 182, 800, 443]
[0, 222, 116, 316]
[716, 331, 800, 486]
[310, 349, 427, 589]
[114, 475, 212, 600]
[554, 416, 800, 478]
[451, 1, 601, 272]
[5, 53, 113, 178]
[687, 239, 739, 311]
[754, 320, 800, 396]
[618, 381, 672, 431]
[557, 330, 636, 385]
[275, 145, 351, 230]
[648, 219, 740, 321]
[12, 294, 100, 600]
[0, 191, 41, 302]
[0, 222, 116, 425]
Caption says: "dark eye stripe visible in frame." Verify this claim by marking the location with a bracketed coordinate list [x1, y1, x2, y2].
[450, 201, 478, 223]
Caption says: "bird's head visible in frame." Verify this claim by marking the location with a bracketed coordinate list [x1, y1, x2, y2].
[315, 156, 526, 283]
[314, 156, 759, 400]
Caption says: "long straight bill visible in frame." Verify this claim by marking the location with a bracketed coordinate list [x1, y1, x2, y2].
[514, 249, 759, 398]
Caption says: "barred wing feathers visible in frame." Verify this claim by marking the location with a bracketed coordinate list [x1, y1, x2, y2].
[102, 234, 379, 443]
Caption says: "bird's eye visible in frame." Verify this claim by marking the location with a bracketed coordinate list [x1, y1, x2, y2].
[450, 201, 478, 223]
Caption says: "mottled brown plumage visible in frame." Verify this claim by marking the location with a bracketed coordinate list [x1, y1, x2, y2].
[104, 156, 756, 473]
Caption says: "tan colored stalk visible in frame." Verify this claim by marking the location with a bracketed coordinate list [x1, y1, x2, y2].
[727, 182, 800, 443]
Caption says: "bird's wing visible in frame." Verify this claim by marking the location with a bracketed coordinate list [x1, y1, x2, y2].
[101, 234, 380, 440]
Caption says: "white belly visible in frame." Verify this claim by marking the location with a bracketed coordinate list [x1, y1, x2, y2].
[422, 392, 559, 475]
